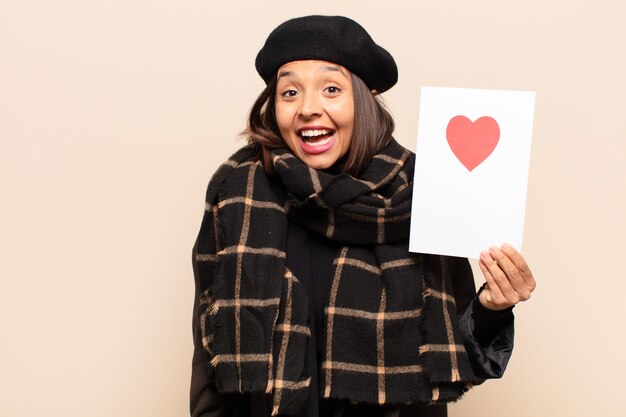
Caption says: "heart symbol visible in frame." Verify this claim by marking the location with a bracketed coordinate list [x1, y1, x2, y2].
[446, 115, 500, 171]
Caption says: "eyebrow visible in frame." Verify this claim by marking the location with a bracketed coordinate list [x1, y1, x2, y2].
[320, 65, 346, 76]
[277, 70, 294, 79]
[277, 65, 347, 81]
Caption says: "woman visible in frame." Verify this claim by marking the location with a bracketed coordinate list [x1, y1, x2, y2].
[191, 15, 536, 417]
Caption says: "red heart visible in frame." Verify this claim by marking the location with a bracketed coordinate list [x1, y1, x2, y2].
[446, 115, 500, 171]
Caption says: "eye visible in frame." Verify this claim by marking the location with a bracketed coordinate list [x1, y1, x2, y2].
[280, 89, 298, 98]
[325, 85, 342, 95]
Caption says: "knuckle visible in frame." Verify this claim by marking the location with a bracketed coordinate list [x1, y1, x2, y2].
[493, 271, 507, 284]
[508, 268, 520, 280]
[518, 262, 530, 274]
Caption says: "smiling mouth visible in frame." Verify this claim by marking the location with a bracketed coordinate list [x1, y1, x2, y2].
[299, 129, 336, 146]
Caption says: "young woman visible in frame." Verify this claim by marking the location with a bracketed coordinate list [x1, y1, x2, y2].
[191, 15, 536, 417]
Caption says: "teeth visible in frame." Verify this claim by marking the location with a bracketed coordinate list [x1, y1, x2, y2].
[300, 129, 331, 138]
[303, 136, 332, 146]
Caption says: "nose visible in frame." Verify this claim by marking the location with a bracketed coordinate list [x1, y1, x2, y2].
[298, 92, 322, 118]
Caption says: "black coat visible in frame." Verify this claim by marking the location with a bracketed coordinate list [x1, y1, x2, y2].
[191, 222, 514, 417]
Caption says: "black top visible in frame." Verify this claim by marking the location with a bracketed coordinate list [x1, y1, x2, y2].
[190, 222, 514, 417]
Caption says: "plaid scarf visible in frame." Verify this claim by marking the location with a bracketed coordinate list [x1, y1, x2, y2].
[193, 140, 478, 416]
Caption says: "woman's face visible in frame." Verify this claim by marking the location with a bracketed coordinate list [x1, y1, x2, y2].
[274, 60, 354, 170]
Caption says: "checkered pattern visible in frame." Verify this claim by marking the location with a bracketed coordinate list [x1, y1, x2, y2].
[192, 141, 478, 416]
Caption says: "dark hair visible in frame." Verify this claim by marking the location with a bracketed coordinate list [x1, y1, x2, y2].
[244, 72, 395, 177]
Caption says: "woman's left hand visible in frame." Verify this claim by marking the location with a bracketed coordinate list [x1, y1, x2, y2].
[478, 244, 536, 311]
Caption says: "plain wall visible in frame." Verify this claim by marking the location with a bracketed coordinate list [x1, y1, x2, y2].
[1, 1, 625, 416]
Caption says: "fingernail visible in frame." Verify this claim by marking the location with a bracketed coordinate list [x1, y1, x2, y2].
[480, 251, 489, 260]
[489, 245, 499, 253]
[502, 243, 512, 250]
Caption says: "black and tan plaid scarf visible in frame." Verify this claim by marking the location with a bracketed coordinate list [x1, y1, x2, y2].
[193, 140, 479, 416]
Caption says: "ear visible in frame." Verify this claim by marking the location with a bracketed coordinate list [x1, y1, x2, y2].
[370, 89, 378, 96]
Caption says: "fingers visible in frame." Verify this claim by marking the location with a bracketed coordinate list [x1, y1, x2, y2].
[479, 250, 520, 306]
[478, 244, 537, 311]
[501, 243, 536, 292]
[488, 245, 532, 301]
[478, 259, 510, 310]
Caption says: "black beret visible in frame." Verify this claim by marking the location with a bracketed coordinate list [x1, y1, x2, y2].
[255, 15, 398, 93]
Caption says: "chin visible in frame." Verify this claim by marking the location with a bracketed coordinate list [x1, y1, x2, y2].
[301, 154, 338, 170]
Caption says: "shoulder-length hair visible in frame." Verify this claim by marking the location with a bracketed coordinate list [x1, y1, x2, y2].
[243, 72, 395, 177]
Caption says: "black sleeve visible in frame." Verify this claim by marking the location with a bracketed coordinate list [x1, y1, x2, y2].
[446, 256, 515, 380]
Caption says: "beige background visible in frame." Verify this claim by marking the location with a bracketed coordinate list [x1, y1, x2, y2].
[1, 1, 625, 416]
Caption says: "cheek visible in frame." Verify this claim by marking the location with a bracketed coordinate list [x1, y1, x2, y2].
[329, 100, 354, 129]
[274, 106, 294, 137]
[274, 104, 295, 130]
[335, 106, 354, 139]
[274, 105, 301, 153]
[340, 110, 354, 155]
[274, 105, 288, 131]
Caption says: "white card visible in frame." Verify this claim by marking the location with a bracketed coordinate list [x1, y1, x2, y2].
[409, 86, 536, 259]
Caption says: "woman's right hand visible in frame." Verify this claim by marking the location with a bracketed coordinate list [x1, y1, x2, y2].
[477, 243, 536, 311]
